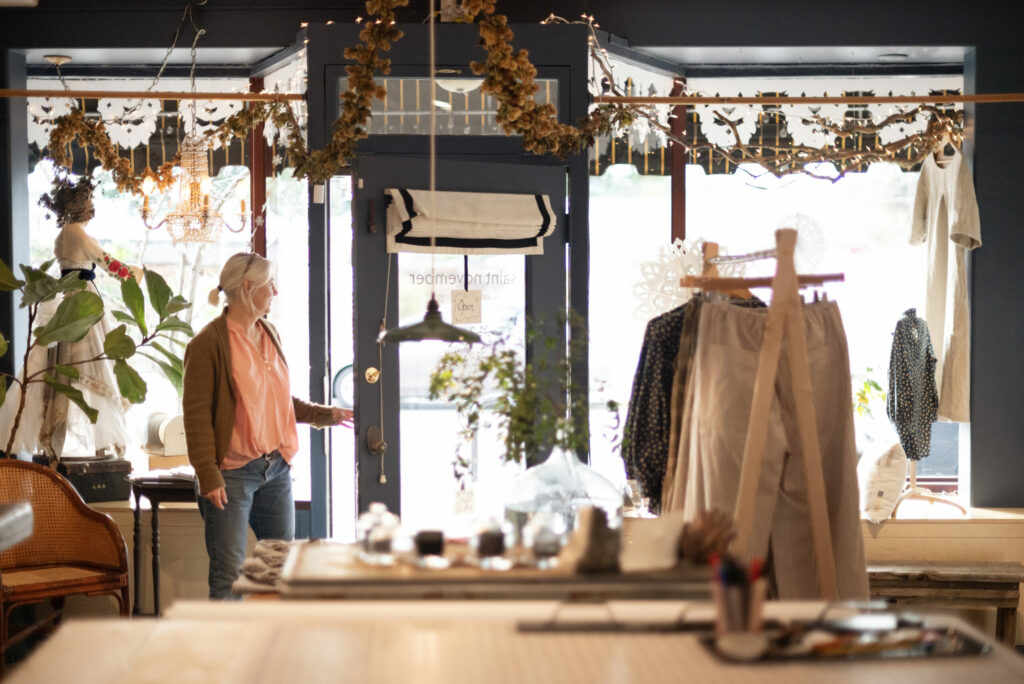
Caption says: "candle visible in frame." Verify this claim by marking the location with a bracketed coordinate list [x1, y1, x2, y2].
[143, 195, 149, 212]
[203, 194, 210, 210]
[240, 199, 246, 214]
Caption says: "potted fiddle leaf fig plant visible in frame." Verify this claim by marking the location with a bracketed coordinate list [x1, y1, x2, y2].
[0, 257, 193, 460]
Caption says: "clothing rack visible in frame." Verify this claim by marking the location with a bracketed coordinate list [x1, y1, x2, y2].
[682, 229, 844, 601]
[682, 273, 845, 290]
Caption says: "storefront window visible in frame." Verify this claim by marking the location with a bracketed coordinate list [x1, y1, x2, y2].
[264, 169, 312, 499]
[587, 165, 673, 492]
[366, 77, 558, 136]
[684, 161, 961, 478]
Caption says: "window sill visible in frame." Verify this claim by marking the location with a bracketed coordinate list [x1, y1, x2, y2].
[863, 508, 1024, 536]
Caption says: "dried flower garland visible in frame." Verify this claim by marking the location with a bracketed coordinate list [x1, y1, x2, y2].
[211, 0, 407, 183]
[47, 108, 178, 194]
[540, 13, 965, 181]
[42, 0, 965, 191]
[46, 0, 408, 190]
[461, 0, 614, 157]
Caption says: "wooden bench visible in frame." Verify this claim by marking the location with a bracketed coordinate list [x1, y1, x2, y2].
[867, 561, 1024, 646]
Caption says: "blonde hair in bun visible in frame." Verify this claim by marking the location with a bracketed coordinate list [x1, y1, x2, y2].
[214, 252, 275, 313]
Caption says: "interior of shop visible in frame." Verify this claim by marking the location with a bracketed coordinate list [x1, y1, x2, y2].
[0, 0, 1023, 680]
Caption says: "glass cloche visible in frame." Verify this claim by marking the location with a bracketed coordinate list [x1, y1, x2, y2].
[504, 448, 625, 536]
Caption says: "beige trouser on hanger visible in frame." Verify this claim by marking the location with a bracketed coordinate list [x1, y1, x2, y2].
[681, 300, 869, 600]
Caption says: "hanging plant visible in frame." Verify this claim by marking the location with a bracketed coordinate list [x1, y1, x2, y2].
[427, 313, 620, 469]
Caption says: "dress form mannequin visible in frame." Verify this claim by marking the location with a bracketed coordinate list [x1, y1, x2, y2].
[0, 176, 137, 461]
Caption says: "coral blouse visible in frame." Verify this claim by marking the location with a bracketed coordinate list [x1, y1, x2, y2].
[221, 317, 299, 469]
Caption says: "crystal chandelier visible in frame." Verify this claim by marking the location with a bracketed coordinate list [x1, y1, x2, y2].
[139, 4, 249, 244]
[140, 125, 250, 244]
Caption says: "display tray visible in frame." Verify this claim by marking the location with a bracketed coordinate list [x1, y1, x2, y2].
[280, 541, 711, 600]
[698, 619, 992, 663]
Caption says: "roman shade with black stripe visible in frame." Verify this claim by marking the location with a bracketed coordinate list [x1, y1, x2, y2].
[384, 188, 556, 255]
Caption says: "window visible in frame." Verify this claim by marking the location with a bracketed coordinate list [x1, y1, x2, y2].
[685, 161, 929, 456]
[685, 74, 966, 485]
[586, 74, 967, 509]
[366, 77, 558, 136]
[587, 166, 673, 492]
[264, 169, 313, 499]
[328, 175, 356, 539]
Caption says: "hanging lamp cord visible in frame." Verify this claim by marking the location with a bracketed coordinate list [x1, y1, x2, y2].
[429, 0, 438, 297]
[54, 0, 208, 125]
[185, 2, 205, 138]
[372, 0, 438, 485]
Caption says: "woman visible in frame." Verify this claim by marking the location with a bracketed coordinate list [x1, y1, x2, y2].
[183, 252, 353, 599]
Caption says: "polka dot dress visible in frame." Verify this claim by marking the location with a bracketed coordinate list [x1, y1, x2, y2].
[886, 308, 938, 461]
[623, 304, 690, 512]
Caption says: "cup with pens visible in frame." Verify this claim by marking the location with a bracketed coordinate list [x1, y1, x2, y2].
[710, 553, 769, 661]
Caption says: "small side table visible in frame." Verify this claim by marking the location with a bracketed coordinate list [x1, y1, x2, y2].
[131, 479, 196, 615]
[868, 560, 1024, 647]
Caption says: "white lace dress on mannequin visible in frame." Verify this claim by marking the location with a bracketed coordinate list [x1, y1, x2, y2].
[0, 222, 130, 459]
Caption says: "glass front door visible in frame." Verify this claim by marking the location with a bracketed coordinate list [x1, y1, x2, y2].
[349, 156, 567, 530]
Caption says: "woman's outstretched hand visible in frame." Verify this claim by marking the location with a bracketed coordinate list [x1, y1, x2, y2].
[331, 407, 354, 428]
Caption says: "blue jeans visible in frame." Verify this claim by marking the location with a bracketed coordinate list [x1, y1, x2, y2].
[196, 451, 294, 599]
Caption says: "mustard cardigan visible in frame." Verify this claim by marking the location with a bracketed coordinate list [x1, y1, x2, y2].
[182, 310, 335, 494]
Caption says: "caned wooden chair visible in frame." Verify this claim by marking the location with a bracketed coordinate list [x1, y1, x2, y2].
[0, 459, 129, 673]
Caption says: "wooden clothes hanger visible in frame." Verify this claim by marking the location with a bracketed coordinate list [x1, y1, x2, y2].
[683, 229, 844, 600]
[932, 128, 959, 169]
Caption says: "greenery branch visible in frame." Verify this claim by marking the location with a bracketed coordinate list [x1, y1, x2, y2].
[428, 316, 619, 481]
[853, 367, 887, 419]
[0, 258, 193, 460]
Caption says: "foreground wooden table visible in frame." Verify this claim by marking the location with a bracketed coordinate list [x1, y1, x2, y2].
[867, 561, 1024, 646]
[9, 601, 1024, 684]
